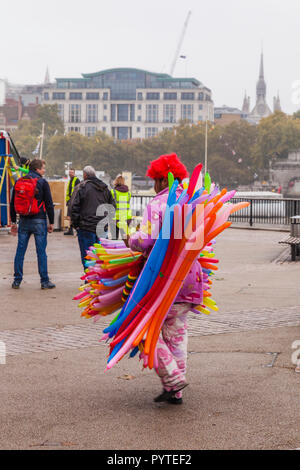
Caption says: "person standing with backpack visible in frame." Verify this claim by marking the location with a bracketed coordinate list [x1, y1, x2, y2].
[10, 159, 56, 290]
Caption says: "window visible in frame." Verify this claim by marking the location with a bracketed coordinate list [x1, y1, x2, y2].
[181, 104, 193, 122]
[205, 94, 210, 101]
[104, 116, 107, 121]
[104, 104, 107, 110]
[198, 92, 204, 100]
[130, 104, 135, 121]
[118, 104, 129, 121]
[68, 127, 81, 132]
[146, 92, 160, 100]
[138, 104, 142, 110]
[103, 92, 109, 100]
[137, 116, 141, 121]
[137, 127, 141, 133]
[145, 127, 158, 138]
[111, 104, 116, 121]
[44, 92, 49, 101]
[69, 92, 82, 100]
[85, 127, 97, 137]
[198, 116, 203, 122]
[163, 104, 176, 123]
[86, 92, 99, 100]
[57, 104, 64, 122]
[181, 92, 194, 100]
[198, 104, 203, 110]
[53, 92, 65, 100]
[86, 104, 98, 123]
[163, 92, 177, 100]
[146, 104, 158, 123]
[102, 127, 106, 132]
[69, 104, 81, 123]
[137, 92, 143, 100]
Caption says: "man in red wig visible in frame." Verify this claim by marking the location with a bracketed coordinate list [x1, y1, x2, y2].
[129, 153, 203, 404]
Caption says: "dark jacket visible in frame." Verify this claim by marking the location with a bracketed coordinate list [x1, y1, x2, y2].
[71, 176, 116, 233]
[10, 170, 55, 224]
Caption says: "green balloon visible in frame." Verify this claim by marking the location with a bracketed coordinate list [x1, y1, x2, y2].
[204, 172, 211, 193]
[168, 172, 174, 191]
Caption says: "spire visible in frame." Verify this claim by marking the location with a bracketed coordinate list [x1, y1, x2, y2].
[259, 51, 264, 79]
[256, 51, 266, 100]
[273, 91, 281, 112]
[44, 66, 50, 84]
[242, 90, 250, 114]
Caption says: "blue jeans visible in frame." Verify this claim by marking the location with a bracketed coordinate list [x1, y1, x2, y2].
[14, 218, 49, 284]
[77, 229, 100, 268]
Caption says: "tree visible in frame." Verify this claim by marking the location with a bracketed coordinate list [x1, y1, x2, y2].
[253, 111, 300, 168]
[12, 104, 64, 158]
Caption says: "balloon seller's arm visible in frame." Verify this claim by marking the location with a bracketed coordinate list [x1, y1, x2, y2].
[129, 200, 160, 253]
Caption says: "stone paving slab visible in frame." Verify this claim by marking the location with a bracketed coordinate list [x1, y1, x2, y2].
[0, 305, 299, 357]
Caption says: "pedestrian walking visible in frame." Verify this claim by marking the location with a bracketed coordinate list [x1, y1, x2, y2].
[71, 166, 116, 268]
[10, 158, 56, 289]
[64, 168, 80, 236]
[129, 153, 203, 404]
[111, 175, 132, 239]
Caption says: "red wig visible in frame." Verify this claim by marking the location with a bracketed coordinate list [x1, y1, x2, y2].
[146, 153, 189, 181]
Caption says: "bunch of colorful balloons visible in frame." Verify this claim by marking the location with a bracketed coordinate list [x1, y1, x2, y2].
[73, 239, 144, 320]
[74, 163, 249, 371]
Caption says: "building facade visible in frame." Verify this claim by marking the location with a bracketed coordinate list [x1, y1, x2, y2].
[42, 68, 214, 139]
[214, 106, 247, 126]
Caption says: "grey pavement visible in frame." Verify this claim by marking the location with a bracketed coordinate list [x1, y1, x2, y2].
[0, 228, 299, 450]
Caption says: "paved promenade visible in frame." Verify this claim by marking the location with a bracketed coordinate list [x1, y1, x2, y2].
[0, 228, 299, 449]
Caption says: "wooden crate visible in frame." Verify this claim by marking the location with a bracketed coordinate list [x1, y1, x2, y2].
[48, 180, 68, 228]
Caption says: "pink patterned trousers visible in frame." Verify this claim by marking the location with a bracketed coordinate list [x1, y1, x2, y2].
[154, 303, 191, 398]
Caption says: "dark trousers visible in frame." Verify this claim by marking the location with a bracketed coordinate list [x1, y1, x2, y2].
[77, 229, 99, 268]
[14, 218, 49, 284]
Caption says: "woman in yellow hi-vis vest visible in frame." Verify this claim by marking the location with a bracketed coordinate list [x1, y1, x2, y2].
[64, 168, 80, 235]
[111, 175, 132, 239]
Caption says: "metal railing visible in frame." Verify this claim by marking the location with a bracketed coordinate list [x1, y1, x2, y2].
[131, 195, 300, 226]
[229, 197, 300, 226]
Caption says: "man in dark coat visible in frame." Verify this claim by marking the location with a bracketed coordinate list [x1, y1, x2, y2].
[71, 165, 116, 268]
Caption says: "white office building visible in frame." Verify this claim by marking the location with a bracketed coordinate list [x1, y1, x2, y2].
[42, 68, 214, 139]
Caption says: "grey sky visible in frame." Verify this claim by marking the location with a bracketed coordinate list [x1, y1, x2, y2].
[2, 0, 300, 113]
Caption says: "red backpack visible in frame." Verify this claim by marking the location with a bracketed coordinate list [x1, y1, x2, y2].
[14, 177, 43, 216]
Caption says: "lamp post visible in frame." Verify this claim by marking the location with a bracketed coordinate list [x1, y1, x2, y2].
[204, 118, 208, 174]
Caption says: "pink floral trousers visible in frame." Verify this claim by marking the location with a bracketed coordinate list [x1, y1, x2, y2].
[154, 303, 191, 398]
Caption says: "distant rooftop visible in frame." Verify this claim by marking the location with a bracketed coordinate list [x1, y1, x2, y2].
[54, 67, 206, 99]
[214, 106, 243, 115]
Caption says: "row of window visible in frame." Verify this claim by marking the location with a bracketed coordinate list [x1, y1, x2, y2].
[67, 126, 175, 138]
[44, 91, 211, 102]
[68, 126, 106, 136]
[59, 103, 205, 123]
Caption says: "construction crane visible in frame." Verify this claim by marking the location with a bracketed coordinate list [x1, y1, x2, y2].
[169, 10, 192, 76]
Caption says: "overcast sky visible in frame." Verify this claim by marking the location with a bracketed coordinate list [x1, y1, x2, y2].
[2, 0, 300, 113]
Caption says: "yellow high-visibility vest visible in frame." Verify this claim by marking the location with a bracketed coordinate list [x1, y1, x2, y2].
[66, 177, 79, 203]
[111, 189, 132, 220]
